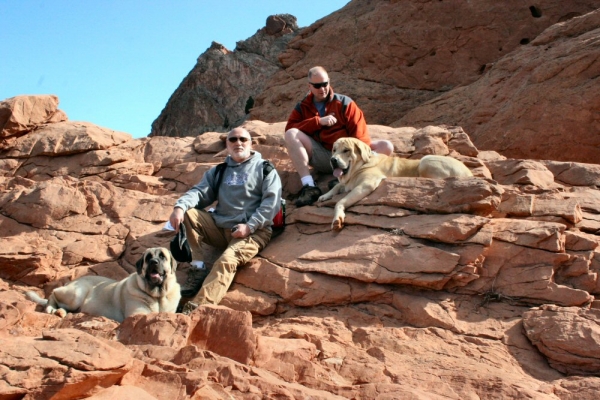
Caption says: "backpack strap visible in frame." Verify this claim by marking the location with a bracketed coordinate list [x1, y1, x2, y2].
[262, 160, 274, 176]
[213, 162, 227, 197]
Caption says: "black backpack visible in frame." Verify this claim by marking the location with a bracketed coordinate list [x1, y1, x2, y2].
[170, 160, 284, 262]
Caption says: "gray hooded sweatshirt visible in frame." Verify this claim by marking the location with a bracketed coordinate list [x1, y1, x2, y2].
[174, 151, 282, 233]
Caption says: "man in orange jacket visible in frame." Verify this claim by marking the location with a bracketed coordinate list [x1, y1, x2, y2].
[284, 66, 393, 207]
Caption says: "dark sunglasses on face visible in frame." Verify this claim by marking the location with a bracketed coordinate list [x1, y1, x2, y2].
[227, 136, 250, 143]
[309, 81, 329, 89]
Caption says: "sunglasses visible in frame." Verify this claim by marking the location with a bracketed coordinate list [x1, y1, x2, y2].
[309, 81, 329, 89]
[227, 136, 250, 143]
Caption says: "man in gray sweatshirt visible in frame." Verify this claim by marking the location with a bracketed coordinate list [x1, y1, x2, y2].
[169, 127, 282, 314]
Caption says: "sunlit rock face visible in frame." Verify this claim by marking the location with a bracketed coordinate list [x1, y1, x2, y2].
[1, 92, 600, 398]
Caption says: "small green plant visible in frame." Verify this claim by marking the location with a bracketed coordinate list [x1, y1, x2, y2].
[245, 96, 254, 114]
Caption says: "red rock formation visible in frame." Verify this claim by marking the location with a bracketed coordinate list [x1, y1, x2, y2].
[250, 0, 598, 127]
[398, 9, 600, 163]
[149, 14, 300, 138]
[150, 1, 599, 164]
[2, 95, 600, 398]
[0, 95, 67, 139]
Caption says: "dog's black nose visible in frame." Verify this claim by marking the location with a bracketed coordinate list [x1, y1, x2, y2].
[331, 158, 339, 168]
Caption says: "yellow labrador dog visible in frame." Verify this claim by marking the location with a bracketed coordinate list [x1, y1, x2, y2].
[26, 247, 181, 322]
[318, 137, 473, 230]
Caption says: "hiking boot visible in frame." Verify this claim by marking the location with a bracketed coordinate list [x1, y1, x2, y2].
[180, 266, 209, 298]
[180, 301, 199, 315]
[295, 185, 322, 207]
[328, 179, 339, 190]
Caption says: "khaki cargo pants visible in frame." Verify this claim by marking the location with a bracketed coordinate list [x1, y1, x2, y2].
[183, 208, 271, 305]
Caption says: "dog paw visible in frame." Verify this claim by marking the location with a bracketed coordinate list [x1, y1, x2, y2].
[332, 218, 344, 231]
[54, 309, 67, 318]
[317, 195, 330, 202]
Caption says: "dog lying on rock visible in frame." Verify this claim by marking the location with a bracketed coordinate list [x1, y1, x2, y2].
[318, 137, 473, 230]
[26, 247, 181, 322]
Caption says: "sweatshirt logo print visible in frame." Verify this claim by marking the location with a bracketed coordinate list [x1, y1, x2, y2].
[225, 172, 248, 186]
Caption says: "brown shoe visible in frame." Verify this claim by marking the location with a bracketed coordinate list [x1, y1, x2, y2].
[180, 266, 209, 298]
[181, 301, 199, 315]
[295, 185, 322, 207]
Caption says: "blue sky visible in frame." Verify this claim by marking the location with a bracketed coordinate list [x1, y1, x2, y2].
[1, 1, 349, 138]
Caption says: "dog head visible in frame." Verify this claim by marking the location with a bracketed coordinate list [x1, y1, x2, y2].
[135, 247, 177, 294]
[330, 137, 372, 182]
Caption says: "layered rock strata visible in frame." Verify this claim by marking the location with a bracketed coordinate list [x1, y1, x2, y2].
[1, 96, 600, 398]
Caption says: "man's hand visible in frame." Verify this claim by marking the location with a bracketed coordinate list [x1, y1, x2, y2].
[169, 207, 185, 233]
[319, 114, 337, 127]
[231, 224, 251, 238]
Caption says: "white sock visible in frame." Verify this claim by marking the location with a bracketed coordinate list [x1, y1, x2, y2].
[301, 175, 315, 187]
[190, 260, 205, 269]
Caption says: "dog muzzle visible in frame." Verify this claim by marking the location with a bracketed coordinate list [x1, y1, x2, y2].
[147, 260, 166, 285]
[331, 158, 350, 178]
[149, 272, 165, 285]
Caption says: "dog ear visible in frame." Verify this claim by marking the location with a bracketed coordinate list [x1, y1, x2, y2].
[355, 139, 372, 162]
[135, 254, 145, 274]
[169, 250, 178, 272]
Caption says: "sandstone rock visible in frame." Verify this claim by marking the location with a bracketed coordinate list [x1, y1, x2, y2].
[117, 313, 192, 349]
[542, 160, 600, 187]
[490, 218, 566, 252]
[0, 329, 132, 399]
[486, 159, 557, 188]
[121, 371, 187, 400]
[231, 258, 388, 310]
[398, 9, 600, 163]
[523, 305, 600, 375]
[391, 292, 457, 331]
[85, 385, 158, 400]
[187, 305, 256, 365]
[0, 236, 62, 284]
[0, 121, 131, 158]
[2, 93, 600, 397]
[463, 241, 592, 306]
[251, 1, 598, 128]
[355, 176, 503, 216]
[497, 188, 585, 225]
[254, 335, 319, 382]
[253, 302, 569, 399]
[0, 95, 67, 139]
[262, 225, 463, 290]
[565, 230, 600, 251]
[295, 206, 492, 245]
[54, 314, 120, 340]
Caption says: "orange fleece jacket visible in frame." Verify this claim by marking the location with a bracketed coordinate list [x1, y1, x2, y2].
[285, 89, 372, 151]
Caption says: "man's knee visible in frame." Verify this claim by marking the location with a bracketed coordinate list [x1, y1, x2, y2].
[213, 257, 239, 276]
[285, 128, 314, 157]
[372, 140, 394, 156]
[284, 128, 301, 144]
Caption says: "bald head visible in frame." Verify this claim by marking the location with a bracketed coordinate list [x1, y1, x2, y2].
[308, 66, 328, 80]
[307, 66, 330, 101]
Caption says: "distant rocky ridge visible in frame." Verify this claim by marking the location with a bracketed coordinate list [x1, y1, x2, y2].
[1, 95, 600, 398]
[150, 14, 300, 138]
[151, 0, 599, 164]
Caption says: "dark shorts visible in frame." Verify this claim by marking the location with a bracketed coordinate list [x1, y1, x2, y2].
[309, 137, 333, 174]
